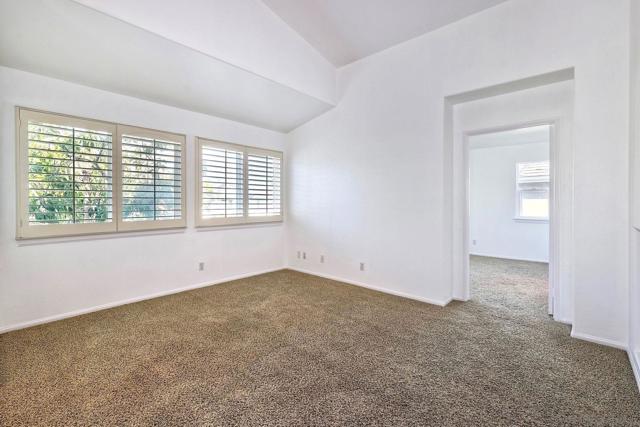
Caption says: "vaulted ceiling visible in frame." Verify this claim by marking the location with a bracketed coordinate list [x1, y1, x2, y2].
[0, 0, 509, 132]
[0, 0, 335, 132]
[262, 0, 509, 66]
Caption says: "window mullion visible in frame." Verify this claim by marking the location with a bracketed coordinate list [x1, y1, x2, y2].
[243, 149, 248, 220]
[265, 158, 269, 216]
[153, 139, 157, 221]
[114, 126, 120, 230]
[72, 127, 76, 224]
[224, 150, 228, 218]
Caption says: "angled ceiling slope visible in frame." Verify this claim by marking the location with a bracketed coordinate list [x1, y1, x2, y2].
[263, 0, 509, 66]
[0, 0, 334, 132]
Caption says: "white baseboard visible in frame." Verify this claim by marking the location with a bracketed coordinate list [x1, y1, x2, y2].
[0, 267, 285, 334]
[470, 252, 548, 263]
[287, 267, 452, 307]
[553, 315, 573, 325]
[570, 329, 628, 350]
[629, 350, 640, 392]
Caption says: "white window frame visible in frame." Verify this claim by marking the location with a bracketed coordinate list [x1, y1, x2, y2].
[514, 161, 549, 222]
[195, 137, 283, 227]
[16, 107, 187, 239]
[116, 125, 187, 232]
[16, 108, 117, 239]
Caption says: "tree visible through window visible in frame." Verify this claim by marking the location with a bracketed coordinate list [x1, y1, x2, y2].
[27, 121, 113, 225]
[121, 134, 182, 222]
[17, 109, 186, 238]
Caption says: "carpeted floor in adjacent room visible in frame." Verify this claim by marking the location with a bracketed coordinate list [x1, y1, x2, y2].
[1, 256, 639, 426]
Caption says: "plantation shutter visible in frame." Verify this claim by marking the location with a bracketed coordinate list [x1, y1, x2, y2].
[247, 151, 282, 217]
[196, 138, 282, 226]
[18, 109, 118, 238]
[517, 162, 549, 184]
[199, 142, 244, 221]
[18, 109, 187, 238]
[119, 126, 185, 230]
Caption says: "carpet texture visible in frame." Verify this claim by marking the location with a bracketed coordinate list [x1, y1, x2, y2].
[1, 256, 639, 426]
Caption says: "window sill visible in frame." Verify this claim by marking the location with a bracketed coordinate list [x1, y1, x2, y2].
[513, 217, 549, 223]
[195, 219, 284, 232]
[16, 226, 187, 246]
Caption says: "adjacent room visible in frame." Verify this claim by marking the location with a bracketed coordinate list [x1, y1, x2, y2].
[1, 0, 639, 425]
[468, 125, 551, 317]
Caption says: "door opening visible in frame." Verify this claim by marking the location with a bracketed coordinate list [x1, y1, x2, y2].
[465, 124, 554, 314]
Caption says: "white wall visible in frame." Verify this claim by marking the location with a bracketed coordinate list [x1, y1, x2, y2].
[72, 0, 336, 104]
[0, 67, 287, 332]
[287, 0, 630, 347]
[469, 142, 549, 262]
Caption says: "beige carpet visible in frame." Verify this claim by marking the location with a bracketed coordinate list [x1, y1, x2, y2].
[1, 256, 639, 426]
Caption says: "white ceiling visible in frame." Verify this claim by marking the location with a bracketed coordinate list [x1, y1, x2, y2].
[0, 0, 333, 132]
[262, 0, 509, 66]
[72, 0, 337, 104]
[469, 125, 551, 149]
[1, 0, 512, 131]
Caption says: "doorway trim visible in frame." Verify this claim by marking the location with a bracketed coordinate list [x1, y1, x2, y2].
[443, 68, 575, 325]
[462, 120, 559, 315]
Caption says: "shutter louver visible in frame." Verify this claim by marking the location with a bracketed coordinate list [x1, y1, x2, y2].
[196, 137, 282, 227]
[201, 146, 244, 218]
[27, 121, 113, 225]
[248, 153, 281, 217]
[121, 135, 182, 222]
[517, 162, 549, 183]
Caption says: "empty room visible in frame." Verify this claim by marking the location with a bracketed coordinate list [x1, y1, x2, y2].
[468, 124, 552, 320]
[1, 0, 639, 425]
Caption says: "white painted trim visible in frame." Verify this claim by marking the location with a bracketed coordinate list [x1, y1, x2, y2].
[512, 217, 549, 223]
[469, 252, 549, 264]
[0, 267, 285, 334]
[287, 267, 452, 307]
[553, 315, 573, 325]
[570, 329, 628, 350]
[629, 350, 640, 392]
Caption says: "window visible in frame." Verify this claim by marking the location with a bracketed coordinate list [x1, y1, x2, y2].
[16, 108, 186, 239]
[117, 125, 186, 231]
[516, 161, 549, 220]
[198, 140, 245, 225]
[196, 137, 283, 226]
[248, 151, 282, 218]
[17, 109, 117, 238]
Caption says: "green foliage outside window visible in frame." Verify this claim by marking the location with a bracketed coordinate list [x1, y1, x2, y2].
[28, 123, 112, 225]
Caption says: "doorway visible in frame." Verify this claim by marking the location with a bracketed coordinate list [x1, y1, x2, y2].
[466, 124, 552, 314]
[445, 72, 574, 325]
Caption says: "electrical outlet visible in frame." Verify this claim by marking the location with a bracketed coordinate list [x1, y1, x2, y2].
[472, 239, 477, 245]
[360, 262, 365, 271]
[320, 255, 325, 263]
[198, 262, 205, 271]
[297, 251, 301, 259]
[303, 252, 307, 260]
